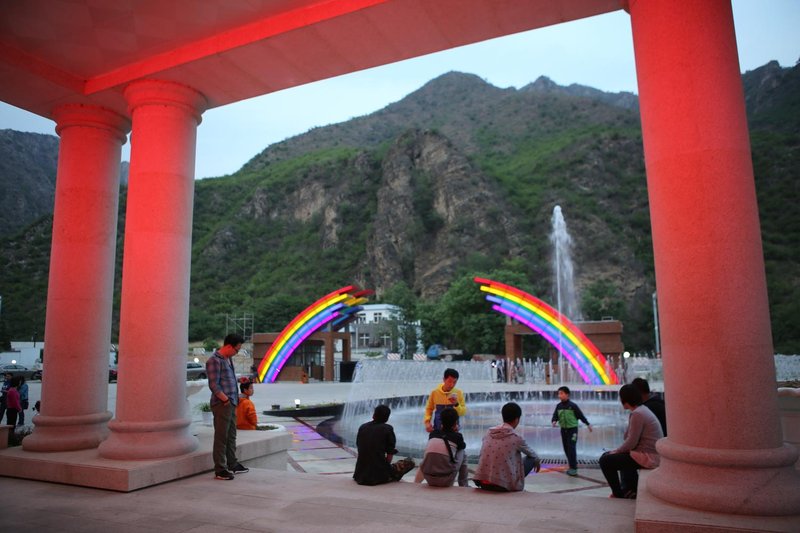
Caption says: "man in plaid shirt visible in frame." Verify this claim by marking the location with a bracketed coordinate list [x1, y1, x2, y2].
[207, 333, 248, 480]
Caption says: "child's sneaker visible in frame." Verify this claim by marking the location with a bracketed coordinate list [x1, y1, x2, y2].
[215, 470, 234, 480]
[566, 468, 578, 476]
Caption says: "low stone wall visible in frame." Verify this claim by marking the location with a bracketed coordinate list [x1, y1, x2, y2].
[777, 387, 800, 469]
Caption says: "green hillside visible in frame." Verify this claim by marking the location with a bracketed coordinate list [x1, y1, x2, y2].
[1, 62, 798, 354]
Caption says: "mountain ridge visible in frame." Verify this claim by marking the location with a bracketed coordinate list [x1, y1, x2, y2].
[1, 62, 798, 353]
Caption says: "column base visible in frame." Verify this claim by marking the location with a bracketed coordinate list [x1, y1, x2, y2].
[636, 470, 800, 532]
[98, 417, 199, 460]
[647, 438, 800, 516]
[23, 411, 112, 452]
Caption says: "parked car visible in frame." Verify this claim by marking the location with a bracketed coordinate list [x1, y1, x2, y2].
[30, 367, 118, 382]
[0, 364, 37, 380]
[187, 362, 207, 380]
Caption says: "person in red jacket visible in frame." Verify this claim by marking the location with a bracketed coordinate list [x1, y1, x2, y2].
[4, 376, 22, 426]
[236, 380, 258, 430]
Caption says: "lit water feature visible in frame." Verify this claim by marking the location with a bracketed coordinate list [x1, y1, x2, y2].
[337, 360, 629, 463]
[336, 356, 797, 461]
[550, 205, 581, 321]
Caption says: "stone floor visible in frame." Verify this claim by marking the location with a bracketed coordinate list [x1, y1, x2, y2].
[4, 381, 795, 531]
[1, 411, 636, 533]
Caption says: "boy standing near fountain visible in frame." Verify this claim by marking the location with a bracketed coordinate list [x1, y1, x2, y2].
[551, 386, 592, 476]
[424, 368, 467, 432]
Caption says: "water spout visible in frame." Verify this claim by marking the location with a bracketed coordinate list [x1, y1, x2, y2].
[550, 205, 581, 321]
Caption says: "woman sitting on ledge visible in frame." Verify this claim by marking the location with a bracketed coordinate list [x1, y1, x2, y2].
[599, 384, 664, 499]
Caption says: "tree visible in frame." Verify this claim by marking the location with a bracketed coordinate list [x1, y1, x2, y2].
[381, 281, 421, 358]
[422, 269, 536, 356]
[581, 280, 625, 321]
[203, 337, 219, 352]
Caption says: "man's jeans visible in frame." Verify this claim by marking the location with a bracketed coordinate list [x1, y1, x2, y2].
[211, 402, 238, 473]
[478, 455, 538, 492]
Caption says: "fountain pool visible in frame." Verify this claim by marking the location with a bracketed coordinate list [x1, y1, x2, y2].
[336, 360, 630, 463]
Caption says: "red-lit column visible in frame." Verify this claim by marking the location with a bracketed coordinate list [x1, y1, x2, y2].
[629, 0, 800, 515]
[23, 105, 129, 452]
[99, 80, 206, 459]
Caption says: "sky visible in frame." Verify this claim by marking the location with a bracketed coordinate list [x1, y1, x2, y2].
[1, 0, 798, 179]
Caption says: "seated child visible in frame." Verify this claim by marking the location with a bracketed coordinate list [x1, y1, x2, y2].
[236, 380, 258, 430]
[419, 406, 468, 487]
[473, 402, 541, 492]
[353, 405, 415, 485]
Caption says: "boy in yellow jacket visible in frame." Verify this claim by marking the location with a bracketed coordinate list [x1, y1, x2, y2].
[424, 368, 467, 432]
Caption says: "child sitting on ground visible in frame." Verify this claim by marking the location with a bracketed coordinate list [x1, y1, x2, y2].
[473, 402, 541, 492]
[353, 405, 415, 485]
[418, 406, 468, 487]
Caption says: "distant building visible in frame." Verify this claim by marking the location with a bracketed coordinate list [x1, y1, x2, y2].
[347, 303, 424, 359]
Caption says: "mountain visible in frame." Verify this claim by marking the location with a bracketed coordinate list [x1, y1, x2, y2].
[0, 130, 58, 238]
[1, 62, 798, 354]
[0, 134, 130, 239]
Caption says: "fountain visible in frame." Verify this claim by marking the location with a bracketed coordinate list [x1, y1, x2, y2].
[336, 360, 628, 463]
[335, 206, 637, 462]
[550, 205, 581, 321]
[333, 206, 800, 463]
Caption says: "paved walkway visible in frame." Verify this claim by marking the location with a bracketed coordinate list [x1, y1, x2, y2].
[1, 381, 637, 532]
[2, 465, 635, 533]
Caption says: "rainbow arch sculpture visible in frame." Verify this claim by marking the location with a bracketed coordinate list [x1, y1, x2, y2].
[475, 277, 618, 385]
[258, 285, 372, 383]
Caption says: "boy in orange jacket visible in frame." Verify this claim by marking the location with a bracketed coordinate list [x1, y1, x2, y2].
[236, 380, 258, 430]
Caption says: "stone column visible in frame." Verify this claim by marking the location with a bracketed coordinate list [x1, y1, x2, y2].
[629, 0, 800, 515]
[99, 80, 206, 459]
[24, 104, 129, 452]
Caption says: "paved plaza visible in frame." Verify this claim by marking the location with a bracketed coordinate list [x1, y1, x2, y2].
[3, 380, 797, 532]
[0, 380, 642, 532]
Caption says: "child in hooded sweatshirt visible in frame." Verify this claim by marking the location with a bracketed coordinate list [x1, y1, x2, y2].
[473, 402, 541, 492]
[419, 406, 468, 487]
